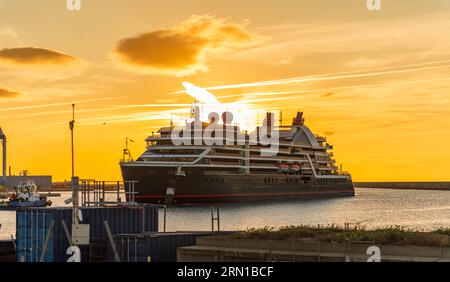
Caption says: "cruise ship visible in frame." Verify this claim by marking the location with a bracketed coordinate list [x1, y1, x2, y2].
[120, 110, 354, 205]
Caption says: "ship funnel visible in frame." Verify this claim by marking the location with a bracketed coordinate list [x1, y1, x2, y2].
[292, 112, 305, 126]
[0, 127, 6, 185]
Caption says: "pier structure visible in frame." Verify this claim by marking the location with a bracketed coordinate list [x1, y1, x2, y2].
[79, 179, 139, 207]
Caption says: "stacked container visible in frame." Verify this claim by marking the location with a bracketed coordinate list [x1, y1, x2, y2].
[16, 206, 159, 262]
[110, 232, 230, 262]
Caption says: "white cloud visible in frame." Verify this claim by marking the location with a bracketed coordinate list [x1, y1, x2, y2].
[231, 14, 450, 66]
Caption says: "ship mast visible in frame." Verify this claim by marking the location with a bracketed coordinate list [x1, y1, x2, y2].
[123, 137, 134, 162]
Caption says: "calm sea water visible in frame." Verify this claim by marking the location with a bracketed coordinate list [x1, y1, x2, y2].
[1, 188, 449, 239]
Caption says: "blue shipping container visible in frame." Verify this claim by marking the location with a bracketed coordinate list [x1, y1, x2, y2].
[16, 206, 159, 262]
[109, 232, 232, 262]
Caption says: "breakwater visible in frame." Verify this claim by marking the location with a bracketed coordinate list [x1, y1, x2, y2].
[355, 182, 450, 191]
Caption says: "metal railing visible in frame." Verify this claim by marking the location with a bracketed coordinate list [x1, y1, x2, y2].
[80, 180, 139, 207]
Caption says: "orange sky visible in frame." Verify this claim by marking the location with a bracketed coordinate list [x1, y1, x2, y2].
[0, 0, 450, 181]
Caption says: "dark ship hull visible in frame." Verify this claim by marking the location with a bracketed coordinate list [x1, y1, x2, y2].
[121, 166, 355, 205]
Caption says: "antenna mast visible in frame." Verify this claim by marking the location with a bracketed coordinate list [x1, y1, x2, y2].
[123, 137, 134, 162]
[0, 127, 6, 186]
[70, 104, 75, 178]
[69, 104, 79, 225]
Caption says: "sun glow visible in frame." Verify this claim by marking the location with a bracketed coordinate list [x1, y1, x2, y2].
[182, 82, 268, 132]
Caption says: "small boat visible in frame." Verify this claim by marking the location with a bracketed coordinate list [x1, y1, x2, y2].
[0, 185, 7, 200]
[277, 162, 291, 173]
[291, 163, 302, 172]
[3, 181, 52, 209]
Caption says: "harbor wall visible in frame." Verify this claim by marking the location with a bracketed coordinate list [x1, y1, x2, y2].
[354, 182, 450, 190]
[177, 237, 450, 262]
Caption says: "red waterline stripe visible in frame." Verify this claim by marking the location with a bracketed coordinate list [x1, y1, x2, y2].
[134, 190, 354, 199]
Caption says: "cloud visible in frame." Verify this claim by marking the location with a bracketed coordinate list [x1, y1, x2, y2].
[0, 47, 80, 66]
[114, 14, 256, 76]
[0, 88, 20, 98]
[0, 27, 18, 42]
[173, 59, 450, 92]
[321, 92, 335, 98]
[232, 14, 450, 67]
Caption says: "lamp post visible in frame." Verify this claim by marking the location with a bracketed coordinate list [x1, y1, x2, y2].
[0, 127, 6, 186]
[69, 104, 79, 225]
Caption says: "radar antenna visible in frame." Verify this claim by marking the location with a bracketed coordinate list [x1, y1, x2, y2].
[123, 137, 134, 162]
